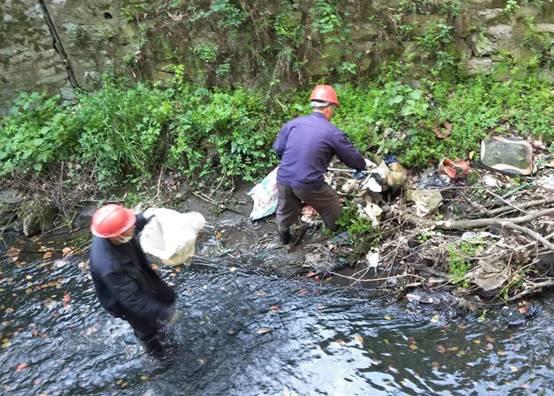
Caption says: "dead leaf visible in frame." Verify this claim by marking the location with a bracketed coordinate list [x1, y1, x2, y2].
[256, 327, 272, 335]
[354, 334, 364, 346]
[333, 339, 346, 346]
[384, 315, 392, 320]
[433, 121, 452, 139]
[15, 363, 28, 372]
[270, 305, 281, 313]
[447, 346, 459, 352]
[255, 290, 267, 297]
[42, 251, 54, 259]
[62, 247, 73, 257]
[436, 344, 446, 353]
[510, 365, 518, 373]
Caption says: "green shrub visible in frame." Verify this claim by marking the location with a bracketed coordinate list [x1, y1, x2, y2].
[0, 92, 76, 175]
[74, 79, 173, 187]
[168, 87, 278, 183]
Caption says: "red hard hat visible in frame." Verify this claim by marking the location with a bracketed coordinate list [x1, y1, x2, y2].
[310, 84, 339, 107]
[90, 204, 136, 238]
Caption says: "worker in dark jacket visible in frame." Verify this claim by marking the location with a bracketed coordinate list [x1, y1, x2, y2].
[272, 84, 366, 244]
[89, 204, 176, 356]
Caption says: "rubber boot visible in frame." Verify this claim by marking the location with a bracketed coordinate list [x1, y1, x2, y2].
[278, 227, 292, 245]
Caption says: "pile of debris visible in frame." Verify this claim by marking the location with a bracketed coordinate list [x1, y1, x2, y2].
[313, 137, 554, 302]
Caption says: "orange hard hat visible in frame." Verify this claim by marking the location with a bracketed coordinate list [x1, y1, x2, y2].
[90, 204, 136, 238]
[310, 84, 339, 107]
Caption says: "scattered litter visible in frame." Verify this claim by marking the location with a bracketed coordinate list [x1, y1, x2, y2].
[140, 208, 205, 266]
[341, 179, 358, 193]
[365, 249, 379, 270]
[358, 202, 383, 227]
[438, 158, 470, 180]
[536, 175, 554, 192]
[480, 137, 534, 176]
[248, 167, 278, 220]
[418, 170, 451, 189]
[301, 205, 319, 224]
[483, 174, 501, 188]
[408, 189, 443, 217]
[461, 231, 499, 241]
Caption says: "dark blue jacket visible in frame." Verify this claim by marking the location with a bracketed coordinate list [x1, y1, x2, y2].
[89, 214, 176, 324]
[273, 112, 366, 189]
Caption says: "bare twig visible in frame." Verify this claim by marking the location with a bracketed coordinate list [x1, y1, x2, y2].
[329, 272, 425, 283]
[508, 279, 554, 302]
[499, 222, 554, 251]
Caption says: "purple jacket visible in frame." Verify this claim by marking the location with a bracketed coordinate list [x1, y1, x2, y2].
[273, 112, 366, 189]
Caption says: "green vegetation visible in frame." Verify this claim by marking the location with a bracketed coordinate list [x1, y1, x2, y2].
[337, 204, 380, 259]
[1, 67, 553, 191]
[447, 238, 485, 287]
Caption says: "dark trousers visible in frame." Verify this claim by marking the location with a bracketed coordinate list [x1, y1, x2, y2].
[276, 183, 341, 231]
[124, 304, 175, 354]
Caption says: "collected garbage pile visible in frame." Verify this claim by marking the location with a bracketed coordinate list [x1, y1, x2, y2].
[251, 137, 554, 303]
[334, 137, 554, 302]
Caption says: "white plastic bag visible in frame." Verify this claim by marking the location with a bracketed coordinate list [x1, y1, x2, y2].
[248, 167, 278, 220]
[139, 208, 205, 266]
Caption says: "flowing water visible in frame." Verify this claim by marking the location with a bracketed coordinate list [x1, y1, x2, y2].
[0, 234, 553, 395]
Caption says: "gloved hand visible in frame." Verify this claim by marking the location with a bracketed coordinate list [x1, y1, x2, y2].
[142, 207, 158, 222]
[352, 170, 367, 180]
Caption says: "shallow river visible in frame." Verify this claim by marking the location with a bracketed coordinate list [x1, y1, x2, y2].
[0, 235, 553, 395]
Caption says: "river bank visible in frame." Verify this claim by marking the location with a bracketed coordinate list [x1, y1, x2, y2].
[2, 157, 552, 319]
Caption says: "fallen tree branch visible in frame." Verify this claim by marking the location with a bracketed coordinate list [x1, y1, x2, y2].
[508, 279, 554, 302]
[403, 208, 554, 230]
[479, 198, 554, 217]
[499, 222, 554, 251]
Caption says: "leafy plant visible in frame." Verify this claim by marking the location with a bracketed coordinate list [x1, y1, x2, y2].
[0, 92, 76, 175]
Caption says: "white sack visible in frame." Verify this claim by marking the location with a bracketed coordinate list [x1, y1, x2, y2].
[140, 208, 205, 266]
[248, 167, 279, 220]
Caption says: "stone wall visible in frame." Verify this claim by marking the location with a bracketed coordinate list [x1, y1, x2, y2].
[0, 0, 553, 113]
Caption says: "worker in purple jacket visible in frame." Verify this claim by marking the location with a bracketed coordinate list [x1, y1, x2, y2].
[272, 84, 366, 244]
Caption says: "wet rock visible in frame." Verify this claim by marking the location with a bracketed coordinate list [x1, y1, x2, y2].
[502, 303, 539, 327]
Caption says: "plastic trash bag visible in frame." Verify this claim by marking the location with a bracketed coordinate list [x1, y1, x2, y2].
[248, 167, 278, 220]
[139, 208, 205, 266]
